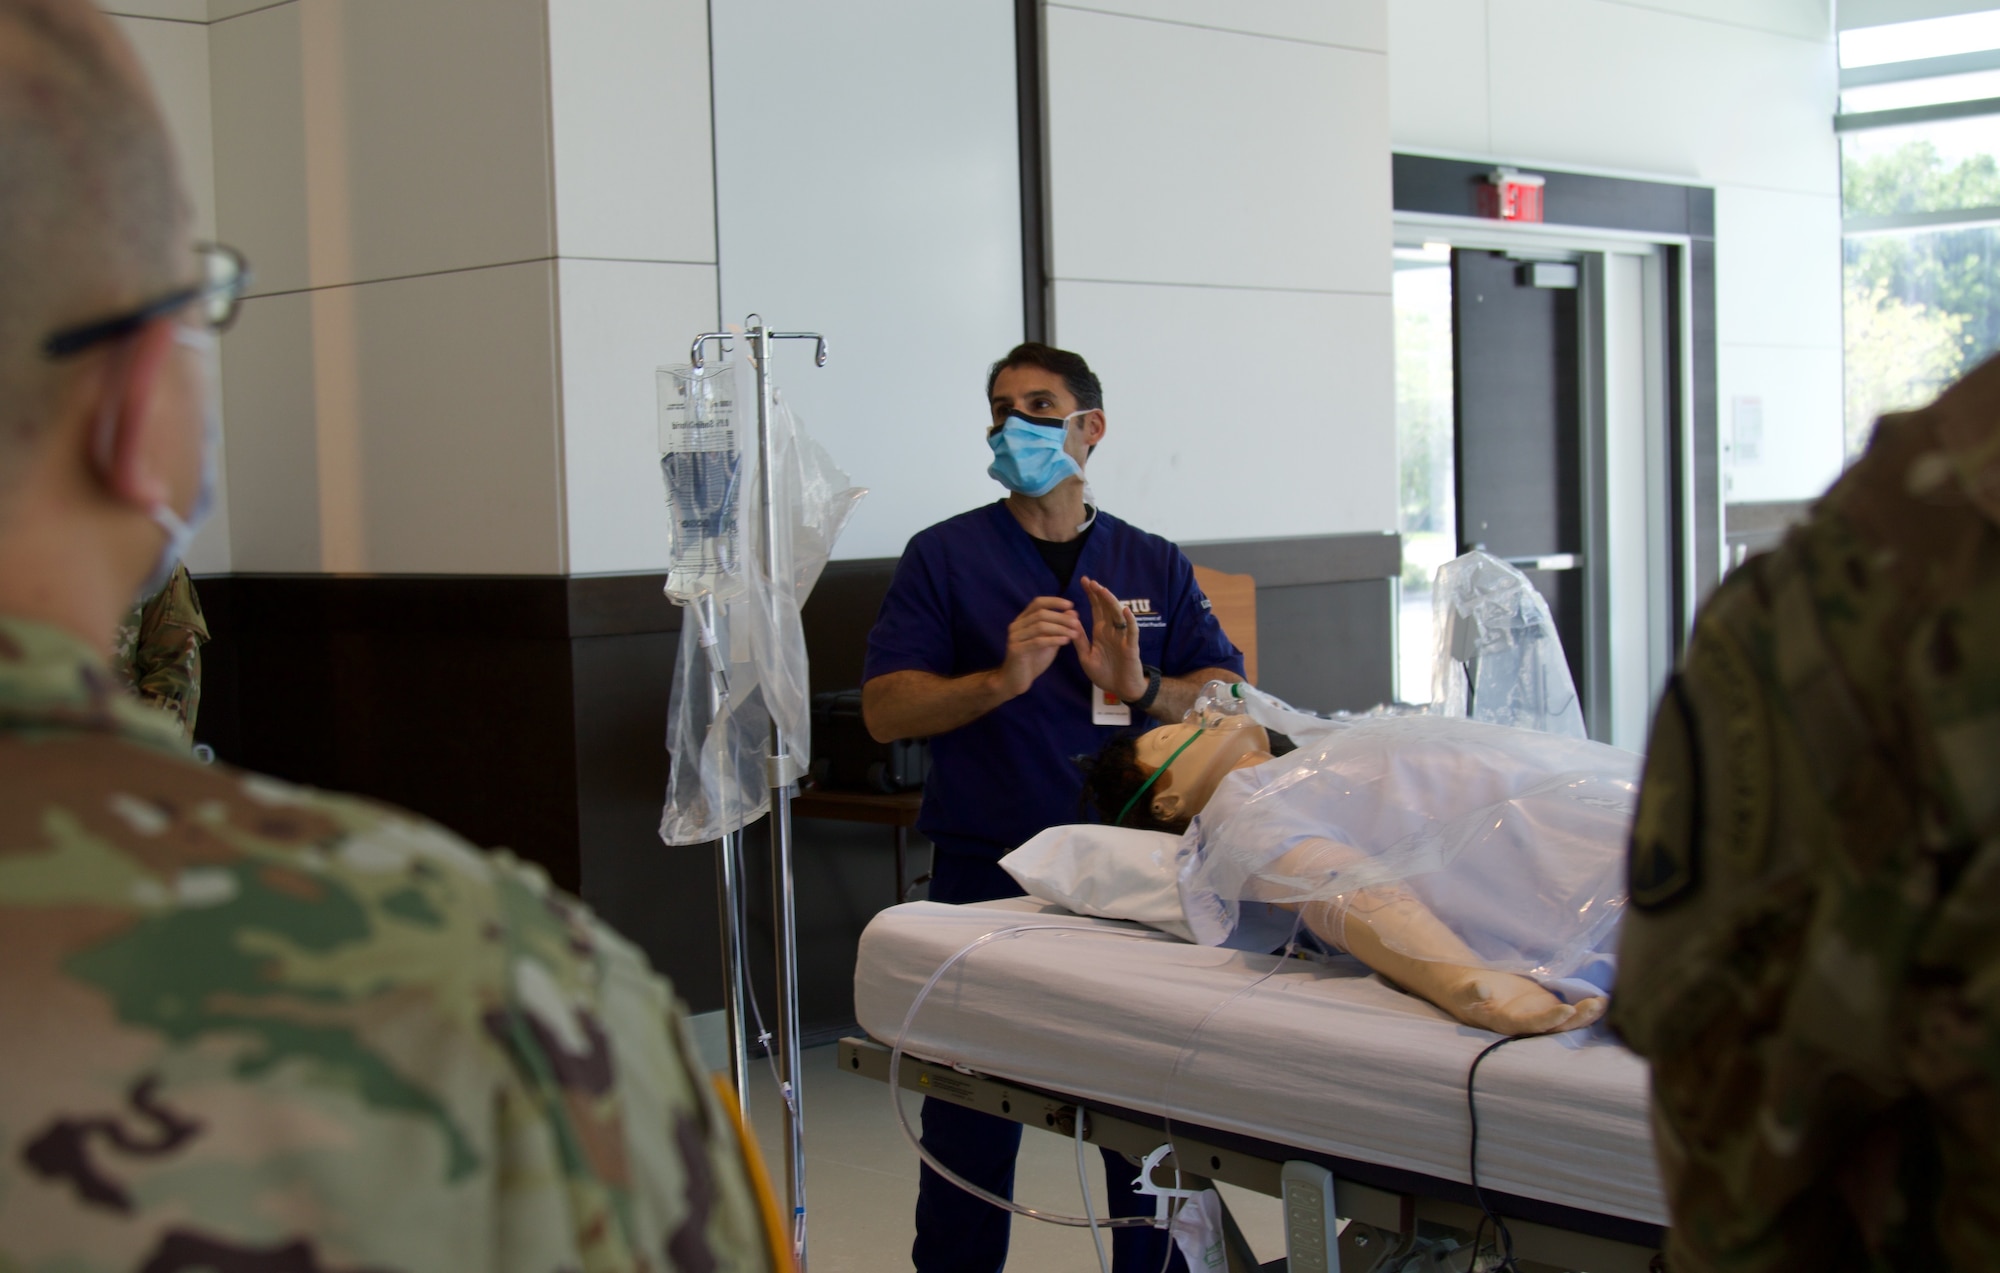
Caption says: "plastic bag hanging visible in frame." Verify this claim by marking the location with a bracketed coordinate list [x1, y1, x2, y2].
[657, 356, 865, 845]
[1430, 550, 1586, 738]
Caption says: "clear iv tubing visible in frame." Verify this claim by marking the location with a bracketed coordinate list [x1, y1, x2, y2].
[888, 925, 1171, 1230]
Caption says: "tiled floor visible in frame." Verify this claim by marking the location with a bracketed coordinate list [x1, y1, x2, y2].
[740, 1041, 1289, 1272]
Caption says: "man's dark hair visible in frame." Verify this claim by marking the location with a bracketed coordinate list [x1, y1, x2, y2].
[986, 342, 1103, 414]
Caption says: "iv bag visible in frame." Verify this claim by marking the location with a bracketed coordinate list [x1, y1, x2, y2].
[657, 363, 746, 603]
[659, 363, 866, 846]
[1430, 551, 1586, 738]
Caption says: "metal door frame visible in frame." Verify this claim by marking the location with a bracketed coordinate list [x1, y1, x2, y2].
[1395, 214, 1693, 747]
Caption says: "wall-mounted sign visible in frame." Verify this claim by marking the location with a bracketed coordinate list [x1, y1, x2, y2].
[1478, 167, 1546, 223]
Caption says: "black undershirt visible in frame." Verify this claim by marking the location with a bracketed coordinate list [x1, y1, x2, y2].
[1029, 522, 1094, 591]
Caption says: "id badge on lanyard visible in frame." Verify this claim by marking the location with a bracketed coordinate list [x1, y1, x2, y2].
[1092, 684, 1131, 726]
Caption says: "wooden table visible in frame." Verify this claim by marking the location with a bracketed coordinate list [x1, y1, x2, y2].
[790, 788, 925, 906]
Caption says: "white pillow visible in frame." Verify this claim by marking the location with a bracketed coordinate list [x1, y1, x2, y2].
[1000, 825, 1195, 943]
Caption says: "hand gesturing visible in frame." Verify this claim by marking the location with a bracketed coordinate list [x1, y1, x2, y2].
[995, 596, 1085, 699]
[1074, 576, 1146, 703]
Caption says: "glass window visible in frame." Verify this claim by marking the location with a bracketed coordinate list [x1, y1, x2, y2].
[1841, 10, 2000, 68]
[1393, 246, 1456, 705]
[1842, 114, 2000, 219]
[1844, 223, 1999, 457]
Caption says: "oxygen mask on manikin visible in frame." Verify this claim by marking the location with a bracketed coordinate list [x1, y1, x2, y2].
[986, 408, 1086, 498]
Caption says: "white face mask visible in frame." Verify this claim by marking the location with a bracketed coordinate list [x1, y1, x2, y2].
[135, 326, 221, 600]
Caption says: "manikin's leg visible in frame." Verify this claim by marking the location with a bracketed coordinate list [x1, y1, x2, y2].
[1266, 839, 1606, 1036]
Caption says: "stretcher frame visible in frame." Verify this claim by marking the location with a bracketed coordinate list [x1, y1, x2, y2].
[838, 1035, 1665, 1273]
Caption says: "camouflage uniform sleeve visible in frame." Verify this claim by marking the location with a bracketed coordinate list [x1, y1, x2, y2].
[112, 563, 208, 742]
[483, 851, 781, 1273]
[0, 742, 778, 1273]
[1613, 397, 2000, 1270]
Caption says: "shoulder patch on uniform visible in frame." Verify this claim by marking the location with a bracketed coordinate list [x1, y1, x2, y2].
[1629, 674, 1703, 912]
[1691, 625, 1772, 875]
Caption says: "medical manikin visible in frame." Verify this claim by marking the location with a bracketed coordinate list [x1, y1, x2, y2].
[1075, 710, 1639, 1036]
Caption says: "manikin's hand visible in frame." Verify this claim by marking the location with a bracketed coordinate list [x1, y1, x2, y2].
[1075, 576, 1147, 703]
[1427, 970, 1607, 1036]
[995, 596, 1085, 700]
[1301, 880, 1606, 1037]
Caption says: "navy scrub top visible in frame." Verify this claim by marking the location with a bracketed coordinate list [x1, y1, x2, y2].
[863, 500, 1243, 861]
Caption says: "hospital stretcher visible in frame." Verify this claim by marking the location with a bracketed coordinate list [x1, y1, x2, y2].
[842, 898, 1666, 1272]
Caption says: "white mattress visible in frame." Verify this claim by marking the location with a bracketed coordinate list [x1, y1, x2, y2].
[854, 899, 1666, 1228]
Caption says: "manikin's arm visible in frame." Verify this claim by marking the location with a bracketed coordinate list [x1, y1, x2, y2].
[1266, 839, 1605, 1036]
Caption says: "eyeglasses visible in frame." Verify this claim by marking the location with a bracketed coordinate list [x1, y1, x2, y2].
[41, 242, 252, 360]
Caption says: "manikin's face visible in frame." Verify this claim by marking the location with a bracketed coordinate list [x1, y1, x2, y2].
[1131, 714, 1272, 823]
[988, 364, 1102, 476]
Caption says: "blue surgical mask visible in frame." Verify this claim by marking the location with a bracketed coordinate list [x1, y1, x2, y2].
[136, 326, 221, 600]
[986, 408, 1087, 498]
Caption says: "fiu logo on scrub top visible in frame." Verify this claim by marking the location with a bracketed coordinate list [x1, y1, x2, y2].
[1123, 598, 1166, 630]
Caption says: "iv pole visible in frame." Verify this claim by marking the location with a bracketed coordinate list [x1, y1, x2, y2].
[689, 317, 828, 1268]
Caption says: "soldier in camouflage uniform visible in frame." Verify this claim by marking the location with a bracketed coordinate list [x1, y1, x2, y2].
[110, 560, 207, 742]
[1613, 353, 2000, 1270]
[0, 3, 783, 1270]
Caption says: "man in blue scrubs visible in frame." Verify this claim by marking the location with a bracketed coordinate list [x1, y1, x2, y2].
[863, 343, 1243, 1273]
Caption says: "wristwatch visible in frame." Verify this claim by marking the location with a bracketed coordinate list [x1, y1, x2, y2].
[1122, 664, 1163, 713]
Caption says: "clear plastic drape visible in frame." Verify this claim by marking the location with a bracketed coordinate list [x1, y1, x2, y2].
[1177, 716, 1639, 984]
[658, 359, 865, 845]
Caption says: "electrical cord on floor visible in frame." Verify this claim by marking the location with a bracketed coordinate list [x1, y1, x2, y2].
[1467, 1033, 1533, 1272]
[1076, 1107, 1113, 1273]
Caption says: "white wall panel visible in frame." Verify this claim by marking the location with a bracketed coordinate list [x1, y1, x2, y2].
[711, 0, 1023, 562]
[1054, 280, 1399, 540]
[209, 3, 308, 288]
[1049, 0, 1388, 50]
[1715, 186, 1843, 349]
[210, 0, 553, 297]
[219, 289, 319, 569]
[1389, 0, 1844, 509]
[112, 16, 217, 245]
[209, 0, 281, 19]
[102, 1, 206, 24]
[547, 0, 714, 265]
[1387, 0, 1490, 155]
[222, 263, 564, 574]
[557, 260, 721, 575]
[1048, 5, 1390, 293]
[1487, 0, 1838, 196]
[1719, 343, 1844, 503]
[1623, 0, 1828, 40]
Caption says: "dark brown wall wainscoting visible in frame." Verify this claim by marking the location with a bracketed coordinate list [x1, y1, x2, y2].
[191, 531, 1398, 1033]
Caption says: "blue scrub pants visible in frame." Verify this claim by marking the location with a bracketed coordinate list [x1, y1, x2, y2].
[912, 850, 1189, 1273]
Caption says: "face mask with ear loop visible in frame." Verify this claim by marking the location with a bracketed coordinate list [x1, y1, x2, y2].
[987, 408, 1090, 498]
[120, 325, 222, 602]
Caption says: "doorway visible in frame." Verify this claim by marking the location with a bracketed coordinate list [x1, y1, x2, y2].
[1394, 228, 1683, 751]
